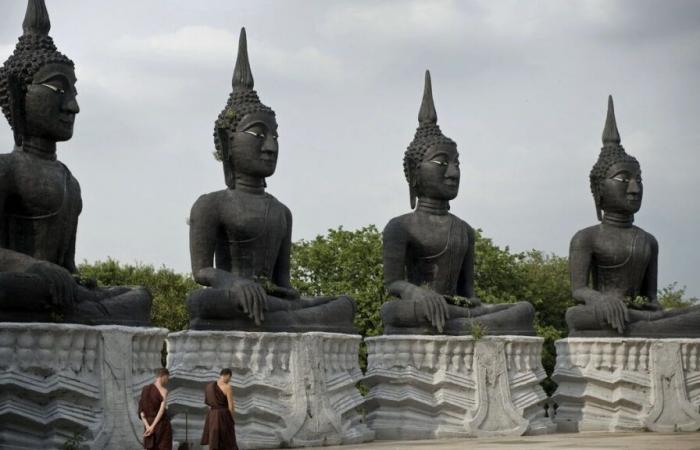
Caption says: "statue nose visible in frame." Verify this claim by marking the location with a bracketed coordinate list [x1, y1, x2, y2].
[262, 135, 277, 154]
[62, 95, 80, 114]
[627, 179, 641, 194]
[445, 162, 459, 178]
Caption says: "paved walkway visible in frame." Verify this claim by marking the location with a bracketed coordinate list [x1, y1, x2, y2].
[314, 432, 700, 450]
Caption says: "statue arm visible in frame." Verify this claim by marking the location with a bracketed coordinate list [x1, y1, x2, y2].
[62, 179, 81, 274]
[642, 234, 659, 304]
[383, 218, 413, 298]
[189, 194, 230, 287]
[569, 229, 602, 305]
[271, 205, 294, 290]
[0, 157, 35, 271]
[456, 225, 476, 299]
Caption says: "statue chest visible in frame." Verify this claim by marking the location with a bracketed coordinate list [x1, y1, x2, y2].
[219, 195, 286, 243]
[1, 156, 81, 265]
[8, 159, 81, 218]
[408, 218, 468, 260]
[406, 217, 469, 293]
[591, 227, 652, 293]
[217, 193, 287, 277]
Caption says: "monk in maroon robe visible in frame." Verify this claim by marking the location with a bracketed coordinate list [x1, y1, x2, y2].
[201, 368, 238, 450]
[138, 368, 172, 450]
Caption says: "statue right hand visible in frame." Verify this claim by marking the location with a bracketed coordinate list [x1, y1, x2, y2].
[594, 295, 629, 334]
[26, 261, 78, 310]
[230, 280, 268, 326]
[411, 285, 450, 332]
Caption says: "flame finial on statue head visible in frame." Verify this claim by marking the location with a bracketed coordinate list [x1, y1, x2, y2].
[232, 27, 254, 92]
[602, 95, 621, 146]
[22, 0, 51, 36]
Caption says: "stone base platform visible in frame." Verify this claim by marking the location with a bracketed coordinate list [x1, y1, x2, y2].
[166, 331, 375, 449]
[553, 338, 700, 432]
[363, 335, 553, 439]
[0, 322, 168, 450]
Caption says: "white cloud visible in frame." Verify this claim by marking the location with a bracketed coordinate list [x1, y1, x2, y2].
[111, 26, 346, 86]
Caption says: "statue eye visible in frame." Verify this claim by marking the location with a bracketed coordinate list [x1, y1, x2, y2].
[612, 175, 629, 183]
[429, 160, 449, 167]
[244, 130, 264, 139]
[38, 83, 66, 95]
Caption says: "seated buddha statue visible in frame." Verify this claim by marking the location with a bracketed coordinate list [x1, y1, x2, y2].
[380, 71, 535, 335]
[566, 96, 700, 338]
[186, 28, 356, 332]
[0, 0, 151, 325]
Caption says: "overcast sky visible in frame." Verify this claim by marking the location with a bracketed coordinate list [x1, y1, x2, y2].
[1, 0, 699, 296]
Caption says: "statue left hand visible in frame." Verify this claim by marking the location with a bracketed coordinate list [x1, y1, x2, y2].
[644, 300, 664, 311]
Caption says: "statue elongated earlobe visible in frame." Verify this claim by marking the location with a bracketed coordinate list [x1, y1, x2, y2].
[7, 75, 25, 147]
[217, 127, 235, 189]
[408, 165, 418, 209]
[595, 195, 603, 221]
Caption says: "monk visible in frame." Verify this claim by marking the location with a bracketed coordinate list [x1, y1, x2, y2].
[201, 368, 238, 450]
[138, 368, 172, 450]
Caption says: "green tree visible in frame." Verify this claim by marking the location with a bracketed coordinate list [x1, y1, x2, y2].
[78, 259, 196, 332]
[291, 225, 387, 339]
[658, 282, 698, 309]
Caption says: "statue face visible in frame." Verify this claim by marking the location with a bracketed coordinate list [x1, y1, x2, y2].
[415, 142, 460, 200]
[229, 111, 279, 178]
[23, 63, 79, 142]
[600, 161, 643, 215]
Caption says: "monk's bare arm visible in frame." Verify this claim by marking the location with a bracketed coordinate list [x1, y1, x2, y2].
[149, 389, 168, 430]
[223, 384, 235, 414]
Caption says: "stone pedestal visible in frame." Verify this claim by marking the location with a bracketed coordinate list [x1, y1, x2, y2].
[363, 335, 553, 439]
[0, 323, 168, 450]
[553, 338, 700, 432]
[166, 331, 374, 449]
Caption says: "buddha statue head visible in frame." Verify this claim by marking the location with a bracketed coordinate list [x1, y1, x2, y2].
[214, 28, 278, 189]
[0, 0, 79, 149]
[403, 70, 460, 209]
[589, 96, 642, 221]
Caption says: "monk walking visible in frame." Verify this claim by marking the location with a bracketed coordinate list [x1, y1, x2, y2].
[138, 368, 172, 450]
[201, 368, 238, 450]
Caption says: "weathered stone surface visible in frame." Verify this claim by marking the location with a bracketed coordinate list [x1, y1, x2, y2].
[363, 335, 553, 439]
[553, 338, 700, 432]
[166, 331, 374, 449]
[0, 322, 167, 449]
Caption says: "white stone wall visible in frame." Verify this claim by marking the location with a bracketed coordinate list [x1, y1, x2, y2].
[166, 331, 374, 449]
[553, 338, 700, 432]
[0, 323, 168, 449]
[364, 335, 553, 439]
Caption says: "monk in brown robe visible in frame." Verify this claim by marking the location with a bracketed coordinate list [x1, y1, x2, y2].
[138, 368, 172, 450]
[201, 368, 238, 450]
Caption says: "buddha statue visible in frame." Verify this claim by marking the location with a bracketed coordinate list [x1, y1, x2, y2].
[380, 71, 535, 335]
[186, 28, 356, 332]
[0, 0, 152, 326]
[566, 96, 700, 337]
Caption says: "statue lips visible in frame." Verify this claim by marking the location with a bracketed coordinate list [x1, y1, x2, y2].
[626, 194, 642, 209]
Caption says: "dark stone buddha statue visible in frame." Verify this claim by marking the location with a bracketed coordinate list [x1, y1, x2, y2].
[0, 0, 152, 325]
[566, 96, 700, 338]
[380, 71, 535, 336]
[186, 28, 356, 332]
